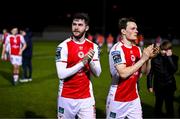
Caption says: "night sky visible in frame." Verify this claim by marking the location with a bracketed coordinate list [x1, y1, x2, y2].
[1, 0, 179, 38]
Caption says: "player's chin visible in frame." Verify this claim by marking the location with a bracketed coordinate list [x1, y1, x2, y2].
[73, 32, 81, 36]
[132, 36, 137, 40]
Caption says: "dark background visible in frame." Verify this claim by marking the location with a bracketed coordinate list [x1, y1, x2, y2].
[0, 0, 179, 38]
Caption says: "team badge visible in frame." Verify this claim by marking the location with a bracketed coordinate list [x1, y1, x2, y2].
[78, 51, 84, 58]
[131, 55, 135, 62]
[111, 51, 122, 64]
[56, 47, 62, 61]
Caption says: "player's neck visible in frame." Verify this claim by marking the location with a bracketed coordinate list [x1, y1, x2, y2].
[73, 36, 86, 44]
[122, 38, 133, 47]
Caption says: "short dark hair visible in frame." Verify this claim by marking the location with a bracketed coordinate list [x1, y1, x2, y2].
[72, 13, 89, 25]
[160, 40, 172, 50]
[118, 17, 136, 31]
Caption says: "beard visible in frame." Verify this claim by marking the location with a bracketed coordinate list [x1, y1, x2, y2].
[72, 30, 86, 39]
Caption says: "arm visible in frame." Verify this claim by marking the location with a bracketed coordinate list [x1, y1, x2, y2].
[141, 44, 159, 75]
[55, 44, 85, 80]
[167, 56, 178, 72]
[1, 36, 8, 60]
[90, 60, 101, 77]
[19, 35, 27, 55]
[147, 66, 154, 92]
[115, 45, 154, 79]
[55, 45, 94, 80]
[56, 61, 84, 79]
[141, 59, 151, 75]
[115, 57, 147, 79]
[166, 50, 178, 73]
[89, 44, 101, 77]
[1, 43, 6, 60]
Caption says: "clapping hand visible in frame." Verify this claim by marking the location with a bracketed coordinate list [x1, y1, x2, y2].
[82, 48, 95, 65]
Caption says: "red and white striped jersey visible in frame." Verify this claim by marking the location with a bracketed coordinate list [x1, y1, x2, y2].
[56, 38, 100, 99]
[5, 34, 25, 55]
[109, 42, 142, 102]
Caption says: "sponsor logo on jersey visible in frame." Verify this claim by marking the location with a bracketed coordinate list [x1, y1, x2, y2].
[111, 51, 122, 64]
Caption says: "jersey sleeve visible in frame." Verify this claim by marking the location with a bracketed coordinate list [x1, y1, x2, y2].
[55, 43, 67, 63]
[109, 46, 126, 66]
[55, 42, 84, 80]
[89, 44, 102, 77]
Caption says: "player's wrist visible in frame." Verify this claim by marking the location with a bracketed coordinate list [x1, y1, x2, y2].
[82, 59, 88, 66]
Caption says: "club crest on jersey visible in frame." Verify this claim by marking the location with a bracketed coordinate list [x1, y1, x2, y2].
[111, 51, 122, 64]
[131, 55, 135, 62]
[78, 51, 84, 58]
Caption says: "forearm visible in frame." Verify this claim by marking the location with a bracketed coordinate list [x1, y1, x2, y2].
[56, 61, 84, 79]
[147, 70, 153, 89]
[141, 59, 151, 75]
[167, 56, 177, 71]
[116, 58, 146, 79]
[1, 44, 6, 56]
[90, 61, 101, 77]
[21, 44, 27, 53]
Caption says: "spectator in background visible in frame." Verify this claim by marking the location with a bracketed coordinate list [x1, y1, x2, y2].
[147, 40, 179, 118]
[55, 12, 101, 119]
[1, 27, 26, 85]
[1, 28, 10, 61]
[135, 34, 144, 50]
[155, 35, 162, 47]
[87, 32, 94, 42]
[95, 33, 105, 52]
[106, 33, 114, 53]
[19, 28, 33, 83]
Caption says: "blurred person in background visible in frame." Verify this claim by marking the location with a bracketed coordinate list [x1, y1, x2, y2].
[147, 40, 179, 118]
[19, 28, 33, 83]
[106, 33, 114, 53]
[1, 27, 26, 85]
[1, 28, 10, 61]
[55, 13, 101, 119]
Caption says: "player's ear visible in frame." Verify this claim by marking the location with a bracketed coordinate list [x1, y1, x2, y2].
[121, 29, 126, 35]
[85, 25, 89, 31]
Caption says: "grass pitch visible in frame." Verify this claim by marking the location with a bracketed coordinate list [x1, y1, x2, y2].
[0, 40, 180, 118]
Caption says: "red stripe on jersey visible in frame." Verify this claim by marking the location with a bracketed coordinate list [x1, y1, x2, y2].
[61, 39, 94, 99]
[60, 61, 67, 63]
[10, 35, 21, 55]
[92, 59, 98, 61]
[115, 45, 141, 102]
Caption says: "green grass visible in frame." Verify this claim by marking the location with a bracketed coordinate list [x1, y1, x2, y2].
[0, 41, 180, 118]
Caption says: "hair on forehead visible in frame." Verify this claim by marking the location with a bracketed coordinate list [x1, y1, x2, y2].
[72, 12, 89, 25]
[118, 17, 136, 30]
[160, 40, 172, 50]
